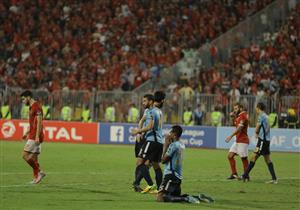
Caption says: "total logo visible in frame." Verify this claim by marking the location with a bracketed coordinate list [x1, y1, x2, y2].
[1, 121, 16, 138]
[19, 122, 83, 141]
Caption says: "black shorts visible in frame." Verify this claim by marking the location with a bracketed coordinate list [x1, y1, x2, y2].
[158, 174, 181, 196]
[135, 135, 146, 157]
[254, 138, 270, 156]
[138, 141, 163, 162]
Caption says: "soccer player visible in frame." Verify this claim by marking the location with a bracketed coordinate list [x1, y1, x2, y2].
[132, 94, 155, 192]
[131, 91, 165, 193]
[225, 103, 249, 180]
[21, 90, 46, 184]
[157, 125, 214, 204]
[242, 102, 278, 184]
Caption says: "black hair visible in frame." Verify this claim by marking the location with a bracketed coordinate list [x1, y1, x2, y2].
[171, 125, 183, 138]
[143, 94, 154, 101]
[154, 91, 166, 102]
[234, 102, 243, 109]
[21, 90, 33, 98]
[256, 102, 266, 111]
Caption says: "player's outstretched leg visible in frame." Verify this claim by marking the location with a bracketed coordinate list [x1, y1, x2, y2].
[197, 194, 215, 203]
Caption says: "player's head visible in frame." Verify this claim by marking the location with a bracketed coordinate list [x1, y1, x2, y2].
[233, 102, 243, 115]
[256, 102, 265, 113]
[154, 91, 166, 108]
[170, 125, 183, 140]
[20, 90, 33, 106]
[143, 94, 154, 109]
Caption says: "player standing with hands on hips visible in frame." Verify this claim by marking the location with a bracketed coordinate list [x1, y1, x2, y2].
[21, 90, 46, 184]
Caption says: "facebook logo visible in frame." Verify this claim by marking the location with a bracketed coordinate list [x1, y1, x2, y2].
[110, 126, 124, 142]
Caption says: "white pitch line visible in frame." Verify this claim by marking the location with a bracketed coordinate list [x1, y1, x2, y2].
[0, 172, 105, 175]
[0, 182, 90, 188]
[188, 177, 300, 182]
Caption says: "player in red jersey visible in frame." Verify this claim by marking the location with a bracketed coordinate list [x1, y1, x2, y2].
[21, 90, 46, 184]
[225, 103, 249, 180]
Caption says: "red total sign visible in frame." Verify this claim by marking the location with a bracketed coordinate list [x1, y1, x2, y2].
[0, 120, 98, 144]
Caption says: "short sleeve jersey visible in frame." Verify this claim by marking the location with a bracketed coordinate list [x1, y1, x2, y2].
[257, 112, 270, 141]
[164, 141, 185, 180]
[144, 107, 163, 144]
[234, 111, 249, 144]
[29, 102, 44, 142]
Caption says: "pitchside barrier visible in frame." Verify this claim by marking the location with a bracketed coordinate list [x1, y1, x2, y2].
[0, 120, 99, 144]
[217, 127, 300, 153]
[0, 120, 299, 152]
[99, 123, 217, 148]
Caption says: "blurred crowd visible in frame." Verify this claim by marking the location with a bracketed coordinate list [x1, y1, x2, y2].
[167, 4, 300, 98]
[0, 0, 274, 91]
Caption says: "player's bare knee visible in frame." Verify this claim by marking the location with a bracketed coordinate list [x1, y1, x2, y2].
[152, 162, 160, 170]
[136, 158, 144, 166]
[263, 155, 271, 164]
[22, 152, 29, 161]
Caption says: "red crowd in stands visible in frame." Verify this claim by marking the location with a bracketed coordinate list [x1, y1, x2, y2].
[0, 0, 274, 91]
[170, 4, 300, 100]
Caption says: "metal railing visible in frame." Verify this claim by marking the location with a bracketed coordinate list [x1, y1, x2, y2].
[1, 87, 299, 128]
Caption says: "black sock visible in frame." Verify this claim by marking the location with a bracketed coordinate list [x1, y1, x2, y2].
[163, 194, 187, 202]
[155, 168, 163, 189]
[134, 166, 143, 186]
[267, 162, 277, 180]
[139, 164, 153, 186]
[244, 161, 255, 177]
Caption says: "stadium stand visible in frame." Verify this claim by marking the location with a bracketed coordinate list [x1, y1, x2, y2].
[1, 0, 274, 91]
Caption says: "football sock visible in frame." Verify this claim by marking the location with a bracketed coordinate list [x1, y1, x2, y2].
[138, 164, 153, 186]
[267, 162, 277, 180]
[154, 168, 163, 189]
[228, 157, 237, 175]
[134, 166, 143, 186]
[26, 159, 39, 178]
[241, 157, 249, 173]
[244, 161, 255, 176]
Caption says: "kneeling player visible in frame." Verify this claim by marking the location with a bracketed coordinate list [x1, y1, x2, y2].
[157, 125, 214, 204]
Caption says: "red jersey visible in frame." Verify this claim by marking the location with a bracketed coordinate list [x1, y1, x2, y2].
[234, 111, 249, 144]
[28, 101, 44, 142]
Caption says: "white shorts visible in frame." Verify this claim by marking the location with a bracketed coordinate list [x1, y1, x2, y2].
[229, 142, 248, 157]
[24, 139, 41, 154]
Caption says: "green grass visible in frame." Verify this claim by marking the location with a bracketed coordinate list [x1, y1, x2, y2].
[0, 141, 299, 210]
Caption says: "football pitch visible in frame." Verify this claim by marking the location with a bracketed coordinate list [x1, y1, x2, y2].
[0, 141, 299, 210]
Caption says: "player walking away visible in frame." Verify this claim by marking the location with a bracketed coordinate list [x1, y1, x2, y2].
[21, 90, 46, 184]
[225, 103, 249, 180]
[157, 125, 214, 204]
[131, 91, 165, 194]
[132, 94, 155, 192]
[242, 102, 277, 184]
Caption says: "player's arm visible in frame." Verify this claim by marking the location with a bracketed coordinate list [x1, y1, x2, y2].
[132, 119, 154, 135]
[161, 133, 175, 163]
[132, 111, 155, 135]
[35, 114, 42, 143]
[135, 115, 146, 142]
[225, 124, 243, 142]
[22, 130, 30, 140]
[138, 115, 146, 129]
[255, 116, 262, 138]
